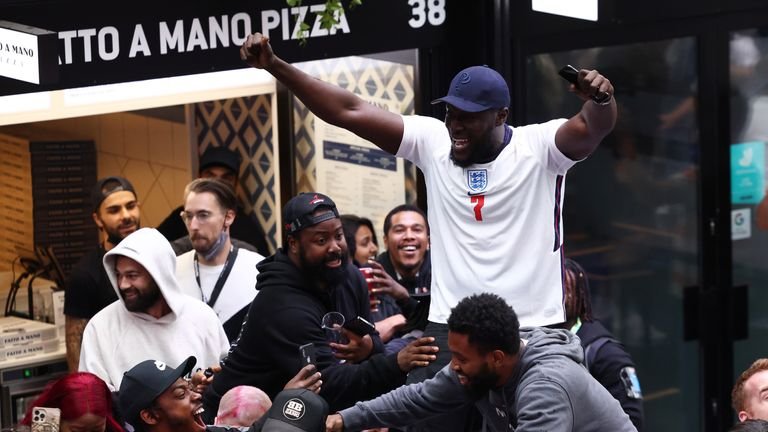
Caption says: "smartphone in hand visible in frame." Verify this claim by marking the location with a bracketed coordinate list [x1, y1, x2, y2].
[299, 343, 317, 367]
[32, 407, 61, 432]
[558, 65, 610, 103]
[343, 315, 376, 337]
[558, 65, 579, 85]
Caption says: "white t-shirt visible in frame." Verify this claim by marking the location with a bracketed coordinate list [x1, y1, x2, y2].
[176, 248, 264, 325]
[398, 115, 573, 326]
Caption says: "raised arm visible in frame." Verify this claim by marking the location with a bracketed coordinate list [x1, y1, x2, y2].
[555, 68, 617, 160]
[240, 33, 404, 155]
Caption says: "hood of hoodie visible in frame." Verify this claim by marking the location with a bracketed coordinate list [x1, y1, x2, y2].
[515, 327, 584, 377]
[103, 227, 183, 319]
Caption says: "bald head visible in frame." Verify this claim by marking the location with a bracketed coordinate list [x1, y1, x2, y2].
[215, 386, 272, 427]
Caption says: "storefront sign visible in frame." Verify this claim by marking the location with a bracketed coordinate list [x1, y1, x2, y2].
[0, 0, 447, 96]
[0, 21, 57, 85]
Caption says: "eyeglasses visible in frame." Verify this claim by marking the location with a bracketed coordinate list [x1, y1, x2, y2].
[180, 210, 214, 225]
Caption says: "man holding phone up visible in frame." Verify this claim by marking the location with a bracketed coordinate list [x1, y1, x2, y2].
[202, 192, 438, 420]
[240, 31, 615, 408]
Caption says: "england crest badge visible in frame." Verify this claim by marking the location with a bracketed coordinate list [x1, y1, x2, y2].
[467, 169, 488, 194]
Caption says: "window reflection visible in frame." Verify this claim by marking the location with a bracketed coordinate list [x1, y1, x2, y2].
[528, 38, 701, 432]
[731, 28, 768, 381]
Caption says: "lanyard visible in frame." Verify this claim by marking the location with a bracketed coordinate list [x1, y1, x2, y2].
[193, 245, 239, 308]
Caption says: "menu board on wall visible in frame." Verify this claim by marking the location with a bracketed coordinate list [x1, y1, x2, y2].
[315, 97, 405, 240]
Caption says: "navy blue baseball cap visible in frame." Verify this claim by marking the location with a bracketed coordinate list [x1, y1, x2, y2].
[431, 65, 510, 112]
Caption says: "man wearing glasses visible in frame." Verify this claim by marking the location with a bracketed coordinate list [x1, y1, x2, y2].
[175, 178, 265, 341]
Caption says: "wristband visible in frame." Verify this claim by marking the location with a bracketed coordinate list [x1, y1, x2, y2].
[592, 92, 613, 106]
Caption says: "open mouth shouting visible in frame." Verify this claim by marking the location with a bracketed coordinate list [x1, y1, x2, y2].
[193, 405, 206, 429]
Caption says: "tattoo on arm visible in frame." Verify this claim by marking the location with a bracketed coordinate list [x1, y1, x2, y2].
[65, 316, 88, 372]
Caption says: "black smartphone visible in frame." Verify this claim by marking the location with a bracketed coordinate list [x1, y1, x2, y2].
[558, 64, 611, 103]
[343, 315, 376, 336]
[299, 343, 316, 367]
[558, 65, 579, 85]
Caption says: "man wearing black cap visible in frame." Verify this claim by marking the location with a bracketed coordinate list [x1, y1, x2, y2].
[241, 34, 617, 431]
[202, 192, 438, 418]
[64, 176, 140, 371]
[156, 145, 270, 256]
[119, 356, 325, 432]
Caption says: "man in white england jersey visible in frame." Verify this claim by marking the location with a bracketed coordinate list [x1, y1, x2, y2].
[239, 34, 616, 429]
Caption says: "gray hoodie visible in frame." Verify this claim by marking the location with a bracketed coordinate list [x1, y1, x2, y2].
[79, 228, 230, 390]
[340, 327, 637, 432]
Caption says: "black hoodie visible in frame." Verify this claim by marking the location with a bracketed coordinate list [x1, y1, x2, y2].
[202, 250, 406, 417]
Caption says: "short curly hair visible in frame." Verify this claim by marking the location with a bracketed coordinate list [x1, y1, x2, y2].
[733, 358, 768, 413]
[447, 293, 520, 355]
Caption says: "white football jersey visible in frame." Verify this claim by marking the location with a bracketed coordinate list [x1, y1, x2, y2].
[398, 115, 573, 326]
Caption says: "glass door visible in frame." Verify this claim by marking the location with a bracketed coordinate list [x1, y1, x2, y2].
[527, 37, 702, 431]
[731, 27, 768, 415]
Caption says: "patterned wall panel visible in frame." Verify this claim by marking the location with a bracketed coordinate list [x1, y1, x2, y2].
[0, 112, 193, 240]
[292, 56, 417, 204]
[193, 95, 278, 253]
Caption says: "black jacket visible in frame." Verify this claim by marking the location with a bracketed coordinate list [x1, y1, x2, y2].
[374, 250, 431, 334]
[577, 320, 644, 431]
[202, 250, 405, 417]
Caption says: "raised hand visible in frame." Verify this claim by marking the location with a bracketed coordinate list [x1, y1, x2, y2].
[240, 32, 276, 69]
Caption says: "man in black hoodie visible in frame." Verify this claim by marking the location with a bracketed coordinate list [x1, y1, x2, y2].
[202, 192, 438, 419]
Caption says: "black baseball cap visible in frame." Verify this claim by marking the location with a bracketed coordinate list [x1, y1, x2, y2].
[431, 65, 510, 112]
[91, 176, 136, 212]
[118, 356, 196, 425]
[283, 192, 339, 235]
[258, 389, 328, 432]
[199, 146, 242, 175]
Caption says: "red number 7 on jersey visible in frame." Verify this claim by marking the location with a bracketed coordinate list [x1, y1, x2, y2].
[470, 194, 485, 221]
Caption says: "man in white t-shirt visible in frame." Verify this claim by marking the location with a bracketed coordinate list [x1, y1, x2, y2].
[176, 178, 265, 342]
[239, 34, 616, 426]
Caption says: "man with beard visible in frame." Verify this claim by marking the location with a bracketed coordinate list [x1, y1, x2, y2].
[201, 192, 438, 419]
[157, 145, 270, 256]
[65, 176, 141, 371]
[239, 37, 617, 425]
[78, 227, 230, 391]
[176, 178, 265, 341]
[326, 293, 636, 432]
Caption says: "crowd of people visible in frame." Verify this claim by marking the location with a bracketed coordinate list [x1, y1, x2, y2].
[20, 30, 757, 432]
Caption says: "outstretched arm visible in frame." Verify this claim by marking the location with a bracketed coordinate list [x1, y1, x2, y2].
[240, 33, 404, 155]
[555, 68, 617, 160]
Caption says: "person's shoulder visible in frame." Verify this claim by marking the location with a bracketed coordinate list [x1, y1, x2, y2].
[176, 250, 195, 262]
[86, 301, 122, 327]
[238, 248, 266, 264]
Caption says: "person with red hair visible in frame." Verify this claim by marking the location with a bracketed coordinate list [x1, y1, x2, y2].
[20, 372, 124, 432]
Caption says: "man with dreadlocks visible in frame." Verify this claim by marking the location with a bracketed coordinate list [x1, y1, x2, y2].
[561, 258, 645, 431]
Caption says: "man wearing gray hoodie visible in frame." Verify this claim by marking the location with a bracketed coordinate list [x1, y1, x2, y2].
[326, 293, 636, 432]
[79, 227, 230, 391]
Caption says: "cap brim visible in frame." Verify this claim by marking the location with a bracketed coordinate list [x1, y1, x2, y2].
[430, 96, 491, 113]
[176, 356, 197, 378]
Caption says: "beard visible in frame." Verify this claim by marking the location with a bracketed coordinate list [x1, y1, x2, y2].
[104, 218, 140, 246]
[465, 363, 501, 400]
[121, 281, 162, 312]
[299, 248, 349, 288]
